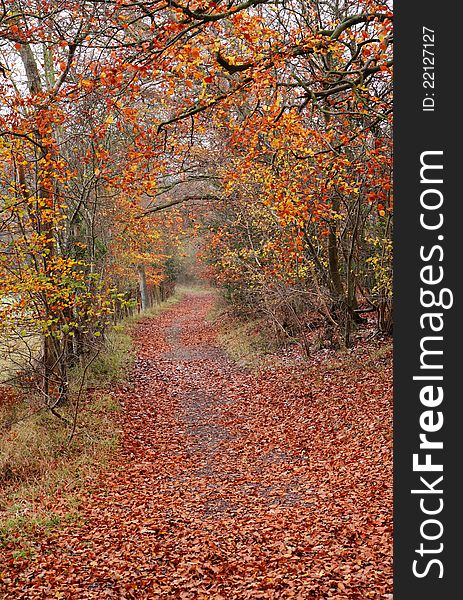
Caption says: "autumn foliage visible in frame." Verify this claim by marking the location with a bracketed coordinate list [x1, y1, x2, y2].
[1, 1, 392, 396]
[1, 1, 392, 593]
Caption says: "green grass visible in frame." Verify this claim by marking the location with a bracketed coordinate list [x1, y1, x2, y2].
[70, 328, 135, 391]
[0, 509, 83, 561]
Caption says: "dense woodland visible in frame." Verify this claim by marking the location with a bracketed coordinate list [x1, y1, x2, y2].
[1, 0, 392, 404]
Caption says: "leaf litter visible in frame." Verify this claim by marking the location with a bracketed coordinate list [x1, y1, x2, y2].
[0, 293, 392, 598]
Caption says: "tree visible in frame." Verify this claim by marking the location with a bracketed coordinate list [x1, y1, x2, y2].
[0, 0, 393, 410]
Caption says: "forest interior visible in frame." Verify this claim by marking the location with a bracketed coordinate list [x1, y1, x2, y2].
[0, 0, 392, 598]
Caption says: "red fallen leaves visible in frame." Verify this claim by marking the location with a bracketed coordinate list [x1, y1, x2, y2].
[0, 293, 392, 598]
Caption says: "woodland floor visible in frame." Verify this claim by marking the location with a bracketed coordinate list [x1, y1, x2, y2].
[0, 292, 393, 599]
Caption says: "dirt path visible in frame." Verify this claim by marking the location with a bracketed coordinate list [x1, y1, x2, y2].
[1, 293, 392, 599]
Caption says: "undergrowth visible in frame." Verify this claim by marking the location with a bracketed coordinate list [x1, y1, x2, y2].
[209, 302, 278, 368]
[0, 291, 182, 554]
[211, 298, 392, 373]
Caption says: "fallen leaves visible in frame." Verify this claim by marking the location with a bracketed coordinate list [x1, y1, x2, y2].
[0, 293, 392, 598]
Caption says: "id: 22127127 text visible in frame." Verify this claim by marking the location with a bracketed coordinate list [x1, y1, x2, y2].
[422, 27, 435, 112]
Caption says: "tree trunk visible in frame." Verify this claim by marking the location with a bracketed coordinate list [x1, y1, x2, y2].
[137, 265, 149, 311]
